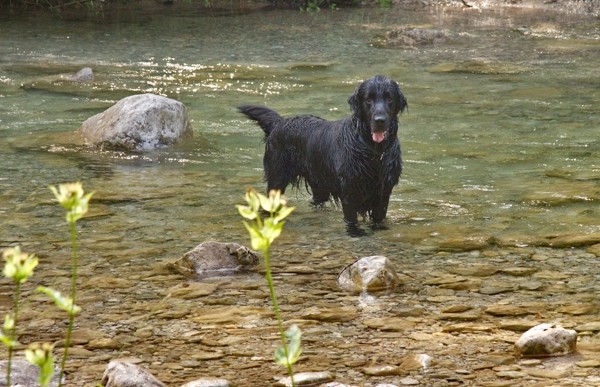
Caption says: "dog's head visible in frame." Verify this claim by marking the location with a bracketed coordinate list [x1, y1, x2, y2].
[348, 75, 407, 144]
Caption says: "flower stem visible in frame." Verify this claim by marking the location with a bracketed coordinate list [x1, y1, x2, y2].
[6, 282, 20, 387]
[58, 220, 78, 386]
[263, 250, 295, 387]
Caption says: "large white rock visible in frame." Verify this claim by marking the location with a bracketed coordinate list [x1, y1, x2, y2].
[80, 93, 193, 151]
[101, 360, 165, 387]
[337, 255, 401, 293]
[514, 323, 577, 357]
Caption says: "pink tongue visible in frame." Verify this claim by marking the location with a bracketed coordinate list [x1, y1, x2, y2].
[372, 132, 386, 143]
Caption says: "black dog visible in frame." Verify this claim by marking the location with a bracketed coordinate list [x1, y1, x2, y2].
[239, 75, 407, 227]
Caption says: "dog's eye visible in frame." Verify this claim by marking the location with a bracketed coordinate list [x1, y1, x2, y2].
[365, 98, 373, 106]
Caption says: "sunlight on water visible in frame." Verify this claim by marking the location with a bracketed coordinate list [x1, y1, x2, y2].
[0, 6, 599, 251]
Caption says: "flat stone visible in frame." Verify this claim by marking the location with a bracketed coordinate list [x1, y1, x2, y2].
[523, 368, 571, 378]
[447, 265, 497, 277]
[499, 320, 540, 332]
[557, 303, 599, 315]
[301, 306, 358, 322]
[363, 317, 416, 331]
[518, 281, 544, 291]
[486, 305, 530, 316]
[479, 282, 514, 295]
[441, 305, 473, 313]
[495, 370, 527, 378]
[499, 267, 537, 276]
[362, 365, 405, 376]
[576, 360, 600, 368]
[276, 371, 334, 386]
[399, 377, 420, 385]
[181, 379, 230, 387]
[575, 322, 600, 332]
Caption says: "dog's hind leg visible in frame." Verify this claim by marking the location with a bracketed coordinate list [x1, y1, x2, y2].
[263, 152, 294, 195]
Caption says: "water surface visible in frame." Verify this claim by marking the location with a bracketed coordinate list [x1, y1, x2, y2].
[1, 5, 599, 386]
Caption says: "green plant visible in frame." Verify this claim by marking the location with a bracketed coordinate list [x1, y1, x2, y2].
[377, 0, 392, 8]
[237, 188, 301, 386]
[1, 246, 39, 387]
[25, 343, 56, 387]
[48, 182, 93, 387]
[1, 182, 91, 386]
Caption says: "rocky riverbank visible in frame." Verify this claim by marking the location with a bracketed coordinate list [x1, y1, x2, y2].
[3, 243, 600, 386]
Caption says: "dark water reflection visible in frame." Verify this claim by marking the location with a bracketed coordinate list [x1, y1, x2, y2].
[1, 4, 600, 386]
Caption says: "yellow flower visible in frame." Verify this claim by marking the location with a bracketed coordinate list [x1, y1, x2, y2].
[49, 182, 94, 223]
[2, 246, 38, 283]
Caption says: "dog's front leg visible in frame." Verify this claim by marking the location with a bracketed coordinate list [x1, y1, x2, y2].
[342, 201, 359, 226]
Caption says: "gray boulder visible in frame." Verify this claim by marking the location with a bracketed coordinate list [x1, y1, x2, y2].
[0, 359, 61, 387]
[514, 323, 577, 358]
[337, 256, 401, 293]
[169, 241, 259, 277]
[101, 360, 165, 387]
[79, 93, 193, 151]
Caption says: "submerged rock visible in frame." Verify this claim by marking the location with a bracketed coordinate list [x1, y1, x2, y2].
[101, 360, 165, 387]
[372, 27, 451, 49]
[169, 241, 259, 277]
[428, 59, 527, 75]
[514, 323, 577, 358]
[337, 255, 401, 293]
[79, 93, 193, 151]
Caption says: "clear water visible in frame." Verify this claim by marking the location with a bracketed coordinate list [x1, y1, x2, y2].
[1, 5, 600, 385]
[1, 7, 598, 254]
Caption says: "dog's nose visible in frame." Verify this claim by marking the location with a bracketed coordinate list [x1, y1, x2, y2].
[374, 114, 386, 124]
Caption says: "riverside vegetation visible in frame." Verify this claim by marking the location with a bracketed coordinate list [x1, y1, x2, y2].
[237, 188, 301, 387]
[1, 182, 93, 386]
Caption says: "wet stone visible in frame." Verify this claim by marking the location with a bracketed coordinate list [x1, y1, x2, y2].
[576, 360, 600, 368]
[485, 305, 530, 317]
[276, 371, 334, 386]
[479, 282, 514, 295]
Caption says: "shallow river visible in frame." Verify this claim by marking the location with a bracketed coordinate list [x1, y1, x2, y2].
[1, 3, 600, 386]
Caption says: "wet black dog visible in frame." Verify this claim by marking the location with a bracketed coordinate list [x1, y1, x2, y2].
[239, 75, 407, 227]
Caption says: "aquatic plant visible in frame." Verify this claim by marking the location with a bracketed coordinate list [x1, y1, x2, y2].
[1, 246, 39, 387]
[237, 188, 301, 386]
[48, 182, 93, 386]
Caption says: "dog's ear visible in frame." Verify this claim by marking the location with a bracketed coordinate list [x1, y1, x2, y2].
[392, 80, 408, 115]
[348, 81, 364, 116]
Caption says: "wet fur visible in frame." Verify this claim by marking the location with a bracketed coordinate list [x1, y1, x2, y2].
[238, 75, 407, 226]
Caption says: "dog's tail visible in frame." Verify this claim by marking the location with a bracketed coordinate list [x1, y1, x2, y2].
[238, 105, 282, 137]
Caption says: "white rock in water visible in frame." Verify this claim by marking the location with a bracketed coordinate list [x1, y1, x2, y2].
[514, 323, 577, 357]
[337, 255, 401, 293]
[101, 360, 165, 387]
[80, 93, 193, 151]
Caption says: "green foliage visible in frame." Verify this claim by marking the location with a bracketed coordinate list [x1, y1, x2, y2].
[1, 182, 92, 387]
[238, 188, 301, 387]
[377, 0, 392, 8]
[1, 246, 39, 387]
[25, 343, 55, 387]
[37, 287, 81, 316]
[48, 182, 93, 387]
[275, 324, 302, 367]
